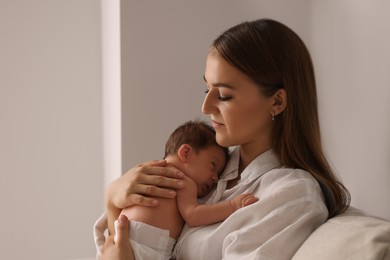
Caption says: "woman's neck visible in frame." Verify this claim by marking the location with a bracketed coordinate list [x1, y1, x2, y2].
[239, 143, 271, 173]
[227, 142, 271, 189]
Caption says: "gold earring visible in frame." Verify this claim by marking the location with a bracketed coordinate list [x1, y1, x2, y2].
[272, 112, 275, 121]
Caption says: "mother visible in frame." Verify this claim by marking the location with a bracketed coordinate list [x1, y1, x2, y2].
[95, 18, 350, 259]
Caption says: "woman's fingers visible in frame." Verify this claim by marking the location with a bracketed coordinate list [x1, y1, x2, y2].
[108, 160, 186, 209]
[115, 215, 130, 246]
[137, 159, 167, 168]
[129, 165, 185, 194]
[127, 181, 184, 206]
[142, 171, 184, 189]
[99, 215, 134, 260]
[138, 163, 184, 180]
[126, 193, 160, 207]
[115, 215, 135, 259]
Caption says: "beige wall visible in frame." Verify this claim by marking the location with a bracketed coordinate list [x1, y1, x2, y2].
[121, 0, 390, 220]
[0, 0, 103, 259]
[310, 0, 390, 220]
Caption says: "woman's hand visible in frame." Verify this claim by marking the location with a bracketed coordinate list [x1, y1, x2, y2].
[106, 160, 185, 210]
[100, 215, 134, 260]
[105, 159, 185, 236]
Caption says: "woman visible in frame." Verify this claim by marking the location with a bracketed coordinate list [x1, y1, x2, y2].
[95, 18, 350, 259]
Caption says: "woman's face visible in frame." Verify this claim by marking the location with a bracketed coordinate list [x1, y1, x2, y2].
[202, 51, 274, 152]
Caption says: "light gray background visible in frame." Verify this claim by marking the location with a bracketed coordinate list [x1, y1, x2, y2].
[1, 0, 389, 259]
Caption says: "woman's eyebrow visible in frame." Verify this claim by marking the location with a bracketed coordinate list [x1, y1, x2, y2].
[203, 75, 236, 89]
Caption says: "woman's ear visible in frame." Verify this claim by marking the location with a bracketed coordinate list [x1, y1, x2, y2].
[271, 88, 287, 116]
[177, 144, 193, 163]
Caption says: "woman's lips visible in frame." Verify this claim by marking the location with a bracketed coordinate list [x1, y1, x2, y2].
[212, 120, 224, 128]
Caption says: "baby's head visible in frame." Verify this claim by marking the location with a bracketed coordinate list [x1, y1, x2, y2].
[164, 120, 229, 197]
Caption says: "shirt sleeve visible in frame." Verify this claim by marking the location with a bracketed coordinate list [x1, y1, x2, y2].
[221, 171, 328, 260]
[93, 212, 108, 257]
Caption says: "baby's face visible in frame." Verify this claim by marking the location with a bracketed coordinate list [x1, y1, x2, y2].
[186, 145, 226, 197]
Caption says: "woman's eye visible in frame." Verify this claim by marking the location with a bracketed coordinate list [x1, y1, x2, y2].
[218, 96, 232, 101]
[204, 87, 232, 101]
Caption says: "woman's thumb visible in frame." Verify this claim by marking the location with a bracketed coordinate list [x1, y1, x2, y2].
[114, 215, 130, 246]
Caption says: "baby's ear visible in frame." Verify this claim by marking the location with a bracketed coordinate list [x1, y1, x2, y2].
[177, 144, 193, 162]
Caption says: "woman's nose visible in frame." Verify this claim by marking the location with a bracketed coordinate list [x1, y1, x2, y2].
[202, 91, 214, 114]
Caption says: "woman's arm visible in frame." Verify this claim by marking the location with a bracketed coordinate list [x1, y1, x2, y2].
[96, 159, 185, 257]
[105, 160, 185, 235]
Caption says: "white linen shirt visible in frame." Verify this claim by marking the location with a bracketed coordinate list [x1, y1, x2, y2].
[94, 148, 328, 260]
[172, 148, 328, 260]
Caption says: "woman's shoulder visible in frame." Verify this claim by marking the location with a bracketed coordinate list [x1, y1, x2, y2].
[264, 166, 318, 182]
[254, 167, 327, 216]
[260, 167, 323, 197]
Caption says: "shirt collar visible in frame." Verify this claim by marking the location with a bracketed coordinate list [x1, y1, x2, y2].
[220, 146, 281, 182]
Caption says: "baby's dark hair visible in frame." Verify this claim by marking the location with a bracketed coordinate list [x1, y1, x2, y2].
[164, 120, 229, 162]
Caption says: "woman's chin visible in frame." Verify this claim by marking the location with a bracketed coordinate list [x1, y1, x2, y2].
[216, 136, 234, 148]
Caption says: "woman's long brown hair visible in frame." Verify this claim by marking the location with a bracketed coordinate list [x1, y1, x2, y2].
[212, 18, 350, 218]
